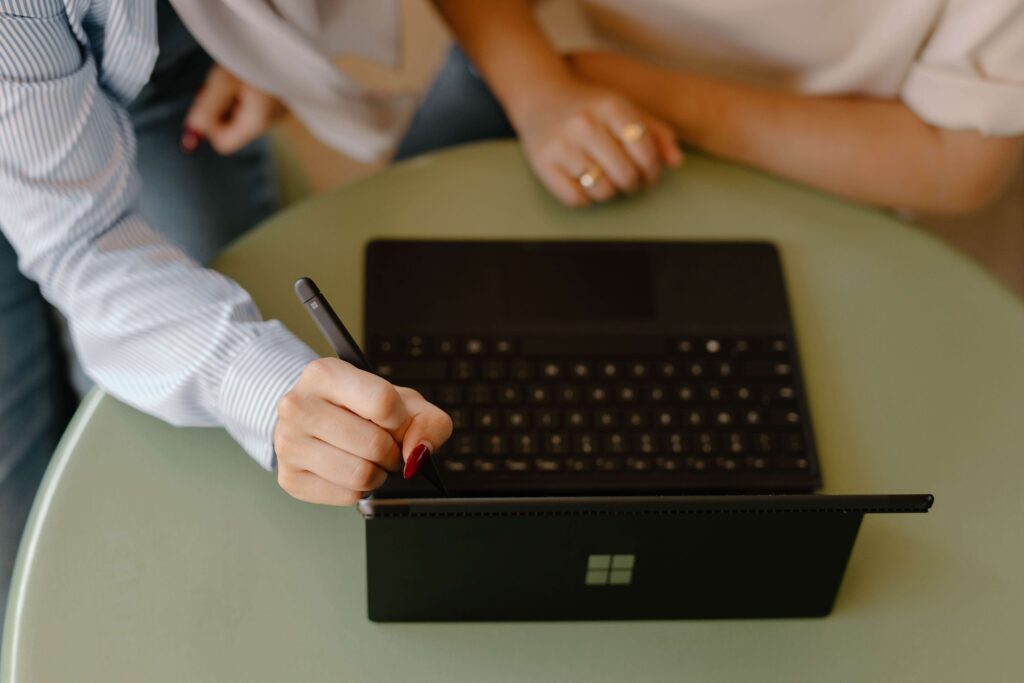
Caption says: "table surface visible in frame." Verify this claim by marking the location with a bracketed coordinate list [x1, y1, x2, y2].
[4, 142, 1024, 683]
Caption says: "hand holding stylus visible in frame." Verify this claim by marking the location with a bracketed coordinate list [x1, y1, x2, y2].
[273, 359, 452, 505]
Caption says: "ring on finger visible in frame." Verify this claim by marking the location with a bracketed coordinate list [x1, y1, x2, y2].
[576, 165, 605, 189]
[620, 122, 647, 143]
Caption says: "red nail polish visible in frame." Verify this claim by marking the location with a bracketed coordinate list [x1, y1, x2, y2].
[403, 443, 431, 480]
[179, 127, 203, 154]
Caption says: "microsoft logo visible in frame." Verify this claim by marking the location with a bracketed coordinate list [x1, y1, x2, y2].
[585, 554, 635, 586]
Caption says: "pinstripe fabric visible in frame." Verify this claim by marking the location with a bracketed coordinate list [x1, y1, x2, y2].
[0, 0, 318, 470]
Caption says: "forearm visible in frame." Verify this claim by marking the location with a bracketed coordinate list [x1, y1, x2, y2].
[432, 0, 571, 123]
[572, 53, 1022, 214]
[0, 26, 316, 469]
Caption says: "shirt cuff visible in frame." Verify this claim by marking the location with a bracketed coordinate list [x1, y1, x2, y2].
[901, 62, 1024, 137]
[217, 321, 319, 471]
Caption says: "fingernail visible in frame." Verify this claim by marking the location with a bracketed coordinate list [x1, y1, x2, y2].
[403, 443, 431, 479]
[180, 126, 203, 154]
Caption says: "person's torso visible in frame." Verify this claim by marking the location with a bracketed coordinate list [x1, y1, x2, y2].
[58, 0, 198, 104]
[543, 0, 946, 97]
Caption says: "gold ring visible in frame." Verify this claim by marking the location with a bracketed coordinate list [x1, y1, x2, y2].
[577, 165, 605, 189]
[620, 122, 647, 143]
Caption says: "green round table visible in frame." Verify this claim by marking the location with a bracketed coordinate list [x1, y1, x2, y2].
[4, 142, 1023, 682]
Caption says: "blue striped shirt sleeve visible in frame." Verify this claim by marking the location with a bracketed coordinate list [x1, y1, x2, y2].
[0, 3, 318, 469]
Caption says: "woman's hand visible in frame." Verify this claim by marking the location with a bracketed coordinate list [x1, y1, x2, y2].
[273, 358, 454, 506]
[508, 76, 683, 207]
[182, 65, 285, 155]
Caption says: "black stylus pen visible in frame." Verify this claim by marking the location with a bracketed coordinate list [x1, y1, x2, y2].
[294, 277, 447, 496]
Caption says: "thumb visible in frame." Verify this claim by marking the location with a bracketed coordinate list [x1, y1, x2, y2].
[648, 117, 684, 167]
[396, 389, 454, 479]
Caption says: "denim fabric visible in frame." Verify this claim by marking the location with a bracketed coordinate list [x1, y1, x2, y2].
[395, 46, 515, 160]
[0, 1, 279, 639]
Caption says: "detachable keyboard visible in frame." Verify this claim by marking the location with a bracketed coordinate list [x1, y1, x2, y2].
[372, 333, 821, 495]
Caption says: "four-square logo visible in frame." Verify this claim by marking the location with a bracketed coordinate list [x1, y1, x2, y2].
[585, 554, 635, 586]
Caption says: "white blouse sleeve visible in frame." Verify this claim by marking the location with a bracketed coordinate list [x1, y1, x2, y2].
[901, 0, 1024, 136]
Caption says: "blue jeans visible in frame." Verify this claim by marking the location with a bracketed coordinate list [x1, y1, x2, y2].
[0, 26, 279, 636]
[395, 47, 515, 160]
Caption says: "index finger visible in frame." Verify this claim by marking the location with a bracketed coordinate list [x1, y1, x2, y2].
[303, 358, 411, 440]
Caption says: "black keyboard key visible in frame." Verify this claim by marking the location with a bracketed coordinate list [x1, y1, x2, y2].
[626, 457, 653, 472]
[735, 385, 755, 401]
[494, 338, 515, 354]
[513, 434, 538, 455]
[574, 433, 599, 455]
[473, 458, 498, 472]
[540, 361, 564, 379]
[754, 432, 775, 452]
[617, 384, 639, 403]
[695, 432, 719, 454]
[706, 384, 726, 401]
[713, 409, 735, 426]
[535, 457, 562, 472]
[450, 408, 470, 430]
[634, 432, 658, 455]
[372, 337, 398, 356]
[594, 409, 618, 428]
[534, 409, 559, 430]
[464, 338, 486, 355]
[779, 432, 805, 452]
[653, 409, 675, 427]
[586, 384, 611, 403]
[543, 433, 569, 454]
[674, 338, 697, 353]
[569, 361, 592, 379]
[442, 459, 467, 472]
[743, 361, 792, 378]
[526, 384, 553, 403]
[437, 384, 464, 406]
[434, 337, 457, 355]
[376, 360, 448, 382]
[566, 457, 593, 472]
[564, 409, 589, 429]
[510, 360, 535, 380]
[474, 409, 499, 430]
[624, 410, 647, 428]
[405, 336, 427, 357]
[665, 432, 688, 454]
[685, 361, 707, 378]
[452, 434, 478, 456]
[656, 456, 682, 471]
[483, 434, 509, 456]
[686, 457, 710, 471]
[675, 384, 697, 402]
[467, 384, 493, 405]
[703, 338, 723, 354]
[627, 361, 650, 379]
[596, 457, 622, 471]
[716, 361, 736, 378]
[725, 432, 747, 454]
[683, 409, 705, 426]
[505, 410, 529, 430]
[557, 384, 582, 403]
[481, 359, 506, 380]
[772, 409, 801, 426]
[453, 360, 477, 381]
[743, 408, 765, 426]
[657, 361, 678, 378]
[598, 361, 622, 379]
[646, 384, 669, 402]
[604, 432, 629, 455]
[496, 383, 522, 404]
[715, 456, 741, 471]
[505, 458, 531, 472]
[729, 339, 753, 354]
